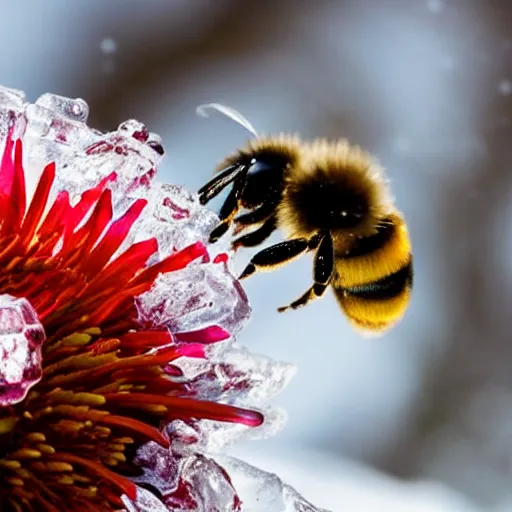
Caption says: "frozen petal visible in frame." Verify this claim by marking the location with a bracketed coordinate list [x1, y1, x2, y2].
[163, 454, 241, 512]
[184, 347, 297, 406]
[133, 443, 241, 512]
[136, 263, 250, 342]
[168, 407, 287, 453]
[0, 295, 45, 406]
[127, 183, 219, 259]
[121, 486, 169, 512]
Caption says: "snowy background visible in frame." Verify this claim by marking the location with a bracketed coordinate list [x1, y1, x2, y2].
[4, 1, 512, 510]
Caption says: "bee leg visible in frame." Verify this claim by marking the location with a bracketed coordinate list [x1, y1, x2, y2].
[239, 237, 312, 279]
[277, 233, 334, 312]
[209, 173, 248, 243]
[198, 164, 243, 205]
[234, 197, 279, 228]
[232, 216, 277, 250]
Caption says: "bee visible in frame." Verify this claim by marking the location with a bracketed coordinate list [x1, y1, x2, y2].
[196, 104, 412, 335]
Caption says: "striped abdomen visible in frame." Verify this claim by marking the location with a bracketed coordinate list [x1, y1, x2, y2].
[332, 213, 412, 334]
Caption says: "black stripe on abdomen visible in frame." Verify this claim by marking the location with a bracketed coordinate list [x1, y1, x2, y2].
[342, 218, 395, 258]
[343, 260, 413, 300]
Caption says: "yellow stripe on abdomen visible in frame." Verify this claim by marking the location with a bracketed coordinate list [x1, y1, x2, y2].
[333, 214, 411, 288]
[333, 261, 413, 335]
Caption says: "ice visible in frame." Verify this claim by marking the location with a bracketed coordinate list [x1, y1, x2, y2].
[136, 263, 251, 340]
[132, 446, 331, 511]
[168, 407, 286, 454]
[127, 182, 219, 259]
[121, 486, 169, 512]
[132, 443, 241, 512]
[0, 86, 26, 144]
[161, 348, 295, 456]
[50, 118, 163, 206]
[180, 347, 296, 406]
[164, 454, 242, 511]
[0, 86, 164, 210]
[0, 295, 45, 406]
[35, 92, 90, 123]
[213, 456, 332, 512]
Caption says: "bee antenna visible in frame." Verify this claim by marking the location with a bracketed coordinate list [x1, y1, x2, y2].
[196, 103, 259, 137]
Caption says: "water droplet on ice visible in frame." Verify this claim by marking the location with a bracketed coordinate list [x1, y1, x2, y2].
[69, 101, 84, 117]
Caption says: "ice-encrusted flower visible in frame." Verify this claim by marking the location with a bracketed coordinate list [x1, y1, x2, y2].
[0, 86, 329, 512]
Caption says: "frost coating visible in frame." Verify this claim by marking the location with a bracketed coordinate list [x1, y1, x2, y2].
[0, 295, 44, 406]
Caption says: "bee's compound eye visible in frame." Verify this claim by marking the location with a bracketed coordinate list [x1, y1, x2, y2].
[247, 160, 274, 177]
[242, 158, 285, 208]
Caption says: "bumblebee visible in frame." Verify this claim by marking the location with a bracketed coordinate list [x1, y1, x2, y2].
[196, 104, 412, 335]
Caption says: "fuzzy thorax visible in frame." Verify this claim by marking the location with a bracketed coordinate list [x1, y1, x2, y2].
[277, 139, 394, 240]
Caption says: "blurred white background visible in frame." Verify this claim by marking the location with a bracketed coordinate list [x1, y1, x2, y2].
[4, 1, 512, 510]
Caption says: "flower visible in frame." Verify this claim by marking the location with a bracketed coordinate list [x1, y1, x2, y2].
[0, 87, 328, 512]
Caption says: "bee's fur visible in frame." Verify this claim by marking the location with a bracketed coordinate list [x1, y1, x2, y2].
[198, 130, 412, 336]
[279, 139, 394, 241]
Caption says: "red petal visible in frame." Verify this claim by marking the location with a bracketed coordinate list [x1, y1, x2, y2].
[37, 190, 70, 240]
[120, 330, 173, 351]
[19, 162, 55, 246]
[63, 171, 117, 240]
[0, 139, 26, 237]
[130, 241, 208, 289]
[82, 198, 147, 276]
[0, 134, 14, 197]
[97, 414, 170, 448]
[10, 139, 27, 229]
[79, 238, 158, 299]
[52, 453, 137, 500]
[104, 393, 264, 427]
[213, 252, 229, 264]
[62, 189, 112, 263]
[176, 326, 230, 344]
